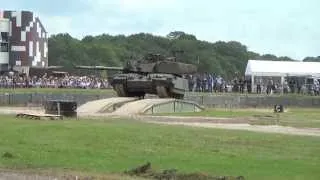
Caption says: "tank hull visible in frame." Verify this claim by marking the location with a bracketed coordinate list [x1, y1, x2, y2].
[111, 73, 188, 99]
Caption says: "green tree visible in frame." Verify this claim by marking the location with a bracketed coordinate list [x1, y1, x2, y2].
[47, 31, 298, 80]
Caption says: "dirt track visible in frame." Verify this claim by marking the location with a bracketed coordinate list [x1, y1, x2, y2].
[0, 171, 57, 180]
[149, 121, 320, 137]
[0, 170, 139, 180]
[135, 115, 320, 137]
[1, 107, 320, 137]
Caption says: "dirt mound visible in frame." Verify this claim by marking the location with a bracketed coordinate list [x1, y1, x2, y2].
[125, 162, 245, 180]
[112, 98, 176, 115]
[77, 97, 138, 114]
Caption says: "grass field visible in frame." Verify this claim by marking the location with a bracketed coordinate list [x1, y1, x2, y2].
[160, 108, 320, 128]
[0, 115, 319, 180]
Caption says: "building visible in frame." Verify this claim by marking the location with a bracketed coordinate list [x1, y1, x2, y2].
[0, 10, 48, 74]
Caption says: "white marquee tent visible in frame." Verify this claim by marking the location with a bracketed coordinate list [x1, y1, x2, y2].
[245, 60, 320, 92]
[245, 60, 320, 77]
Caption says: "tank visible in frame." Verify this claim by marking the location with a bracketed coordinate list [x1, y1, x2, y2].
[77, 53, 197, 99]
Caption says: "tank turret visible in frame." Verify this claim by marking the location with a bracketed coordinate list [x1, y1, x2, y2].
[120, 53, 197, 75]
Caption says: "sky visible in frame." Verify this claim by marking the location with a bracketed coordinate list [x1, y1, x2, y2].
[2, 0, 320, 60]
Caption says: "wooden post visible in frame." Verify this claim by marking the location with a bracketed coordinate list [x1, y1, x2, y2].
[57, 102, 61, 116]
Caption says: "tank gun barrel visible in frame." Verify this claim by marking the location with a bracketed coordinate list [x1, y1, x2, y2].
[74, 65, 123, 71]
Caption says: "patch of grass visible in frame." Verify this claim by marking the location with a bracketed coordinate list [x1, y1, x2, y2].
[161, 108, 320, 128]
[0, 88, 115, 95]
[0, 115, 319, 180]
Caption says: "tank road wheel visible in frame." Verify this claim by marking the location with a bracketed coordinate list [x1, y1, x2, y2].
[114, 84, 128, 97]
[156, 86, 170, 98]
[127, 92, 146, 99]
[172, 93, 184, 99]
[136, 92, 146, 99]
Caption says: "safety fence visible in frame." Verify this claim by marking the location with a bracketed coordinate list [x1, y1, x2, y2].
[1, 93, 320, 108]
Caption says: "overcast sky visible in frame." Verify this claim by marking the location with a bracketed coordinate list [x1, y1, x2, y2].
[2, 0, 320, 60]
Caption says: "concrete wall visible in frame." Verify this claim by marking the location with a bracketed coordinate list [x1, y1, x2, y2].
[0, 93, 320, 108]
[184, 95, 320, 108]
[0, 93, 114, 107]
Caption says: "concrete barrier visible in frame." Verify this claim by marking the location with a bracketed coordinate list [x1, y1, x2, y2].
[0, 92, 320, 108]
[184, 95, 320, 108]
[0, 93, 114, 107]
[112, 98, 204, 115]
[77, 97, 138, 114]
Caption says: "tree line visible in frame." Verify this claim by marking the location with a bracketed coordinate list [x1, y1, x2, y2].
[48, 31, 319, 79]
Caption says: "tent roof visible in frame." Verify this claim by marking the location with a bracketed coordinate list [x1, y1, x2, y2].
[245, 60, 320, 77]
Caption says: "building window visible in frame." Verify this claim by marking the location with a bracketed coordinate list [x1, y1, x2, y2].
[1, 32, 9, 42]
[0, 43, 8, 52]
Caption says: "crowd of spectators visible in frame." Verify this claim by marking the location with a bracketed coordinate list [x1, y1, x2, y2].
[185, 73, 228, 93]
[185, 73, 320, 96]
[0, 74, 111, 89]
[0, 72, 319, 96]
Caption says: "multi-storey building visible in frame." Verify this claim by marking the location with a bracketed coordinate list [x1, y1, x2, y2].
[0, 10, 48, 73]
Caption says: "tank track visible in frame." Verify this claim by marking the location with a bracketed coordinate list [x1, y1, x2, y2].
[113, 84, 184, 99]
[156, 86, 169, 98]
[114, 84, 127, 97]
[114, 84, 146, 98]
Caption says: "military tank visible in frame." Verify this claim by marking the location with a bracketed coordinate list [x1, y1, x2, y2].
[77, 52, 197, 99]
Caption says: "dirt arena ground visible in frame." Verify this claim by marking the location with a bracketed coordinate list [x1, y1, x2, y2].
[1, 106, 319, 137]
[0, 169, 133, 180]
[0, 171, 58, 180]
[1, 106, 320, 137]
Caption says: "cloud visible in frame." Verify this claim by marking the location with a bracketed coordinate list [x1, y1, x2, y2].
[39, 14, 73, 36]
[1, 0, 89, 15]
[2, 0, 320, 60]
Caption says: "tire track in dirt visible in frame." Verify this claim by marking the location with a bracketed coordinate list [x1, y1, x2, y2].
[140, 115, 320, 137]
[1, 107, 319, 137]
